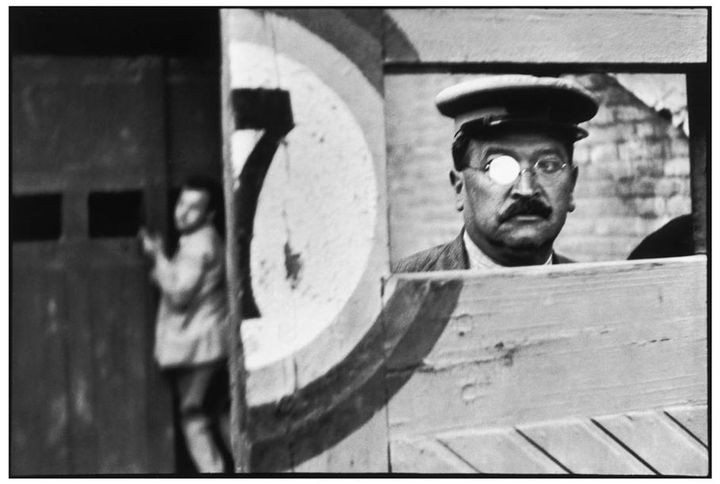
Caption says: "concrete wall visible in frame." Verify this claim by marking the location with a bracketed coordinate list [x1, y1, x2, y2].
[386, 72, 691, 263]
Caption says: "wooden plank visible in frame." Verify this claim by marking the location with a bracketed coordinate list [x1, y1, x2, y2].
[246, 270, 462, 472]
[220, 9, 254, 472]
[225, 7, 390, 403]
[11, 56, 163, 178]
[64, 248, 100, 473]
[516, 418, 653, 474]
[142, 301, 176, 475]
[664, 405, 708, 446]
[10, 247, 71, 475]
[686, 70, 709, 253]
[222, 8, 391, 472]
[88, 259, 148, 473]
[11, 55, 173, 475]
[249, 361, 393, 473]
[390, 405, 706, 474]
[65, 241, 160, 474]
[384, 8, 707, 65]
[594, 410, 708, 476]
[240, 255, 705, 473]
[139, 56, 168, 234]
[166, 58, 221, 186]
[58, 57, 171, 474]
[12, 170, 156, 194]
[292, 398, 389, 473]
[268, 9, 389, 472]
[391, 438, 478, 473]
[386, 257, 706, 438]
[438, 427, 567, 474]
[136, 56, 175, 474]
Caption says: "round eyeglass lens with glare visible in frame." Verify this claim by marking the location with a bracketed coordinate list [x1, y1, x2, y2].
[486, 155, 520, 185]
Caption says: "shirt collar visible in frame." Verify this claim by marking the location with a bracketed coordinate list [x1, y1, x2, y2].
[462, 230, 553, 270]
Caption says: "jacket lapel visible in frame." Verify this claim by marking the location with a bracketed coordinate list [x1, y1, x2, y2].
[433, 232, 469, 271]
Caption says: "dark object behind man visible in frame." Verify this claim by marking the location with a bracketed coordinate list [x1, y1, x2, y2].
[627, 214, 695, 260]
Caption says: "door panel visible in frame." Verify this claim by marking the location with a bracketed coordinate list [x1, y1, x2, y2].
[11, 246, 70, 475]
[11, 57, 173, 475]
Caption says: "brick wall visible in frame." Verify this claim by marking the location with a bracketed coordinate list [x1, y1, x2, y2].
[385, 73, 691, 264]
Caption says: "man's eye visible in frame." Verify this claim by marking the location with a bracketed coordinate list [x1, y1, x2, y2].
[536, 158, 565, 173]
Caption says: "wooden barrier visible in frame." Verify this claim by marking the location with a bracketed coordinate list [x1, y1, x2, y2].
[243, 256, 707, 473]
[220, 8, 708, 474]
[385, 257, 707, 474]
[384, 8, 707, 65]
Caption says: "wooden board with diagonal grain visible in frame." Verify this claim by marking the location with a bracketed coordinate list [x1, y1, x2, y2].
[384, 8, 707, 65]
[664, 404, 708, 447]
[385, 256, 707, 474]
[438, 427, 567, 474]
[391, 438, 479, 473]
[390, 405, 707, 475]
[516, 418, 653, 475]
[594, 409, 708, 476]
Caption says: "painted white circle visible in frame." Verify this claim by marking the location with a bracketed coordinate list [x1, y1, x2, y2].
[231, 43, 377, 365]
[487, 155, 520, 185]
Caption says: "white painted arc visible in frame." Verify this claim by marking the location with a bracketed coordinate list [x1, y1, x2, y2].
[228, 41, 280, 89]
[228, 41, 378, 372]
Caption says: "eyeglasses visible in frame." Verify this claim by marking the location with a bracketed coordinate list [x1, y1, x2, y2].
[468, 154, 569, 185]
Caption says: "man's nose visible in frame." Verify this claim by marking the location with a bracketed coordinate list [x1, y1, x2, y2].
[510, 168, 539, 197]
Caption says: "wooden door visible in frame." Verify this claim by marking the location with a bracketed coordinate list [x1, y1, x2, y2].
[11, 56, 173, 475]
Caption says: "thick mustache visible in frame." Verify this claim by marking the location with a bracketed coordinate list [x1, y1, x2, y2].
[499, 197, 552, 222]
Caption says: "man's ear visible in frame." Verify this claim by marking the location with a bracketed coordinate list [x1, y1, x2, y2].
[449, 170, 465, 212]
[568, 164, 579, 213]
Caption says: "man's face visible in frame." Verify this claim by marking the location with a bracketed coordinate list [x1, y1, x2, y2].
[452, 130, 578, 265]
[174, 188, 212, 234]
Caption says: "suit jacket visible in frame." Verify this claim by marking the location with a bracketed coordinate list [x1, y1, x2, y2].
[392, 232, 573, 273]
